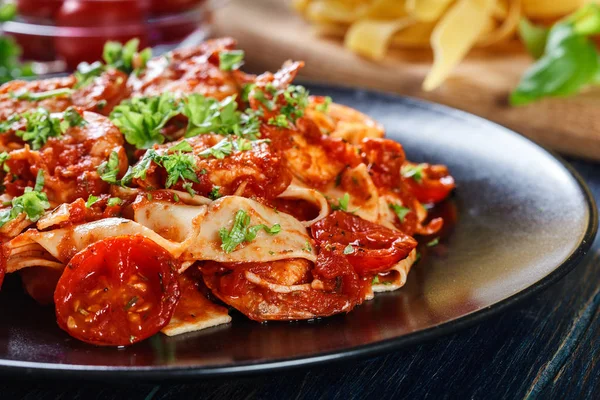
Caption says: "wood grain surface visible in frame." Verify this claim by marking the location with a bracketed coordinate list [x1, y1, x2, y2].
[212, 0, 600, 161]
[0, 158, 598, 398]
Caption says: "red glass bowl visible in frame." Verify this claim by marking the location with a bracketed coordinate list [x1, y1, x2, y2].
[1, 0, 222, 72]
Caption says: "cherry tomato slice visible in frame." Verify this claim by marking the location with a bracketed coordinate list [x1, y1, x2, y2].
[54, 235, 180, 346]
[403, 164, 455, 204]
[311, 211, 417, 275]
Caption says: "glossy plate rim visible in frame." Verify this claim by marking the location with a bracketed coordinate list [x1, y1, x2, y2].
[0, 86, 597, 381]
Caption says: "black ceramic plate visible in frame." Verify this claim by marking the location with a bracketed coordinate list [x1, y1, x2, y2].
[0, 85, 596, 381]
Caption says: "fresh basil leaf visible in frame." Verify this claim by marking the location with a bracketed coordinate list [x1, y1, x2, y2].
[518, 18, 549, 60]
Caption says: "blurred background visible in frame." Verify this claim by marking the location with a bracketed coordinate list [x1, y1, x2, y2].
[1, 0, 599, 159]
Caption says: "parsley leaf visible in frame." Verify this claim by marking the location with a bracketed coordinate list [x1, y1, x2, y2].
[331, 193, 350, 212]
[169, 140, 193, 153]
[390, 204, 410, 223]
[74, 61, 104, 89]
[98, 151, 121, 184]
[343, 244, 354, 255]
[110, 93, 181, 149]
[63, 107, 86, 127]
[209, 186, 221, 200]
[16, 108, 66, 150]
[219, 50, 245, 71]
[183, 95, 240, 137]
[0, 152, 10, 172]
[268, 114, 289, 128]
[401, 164, 425, 183]
[0, 171, 50, 228]
[427, 237, 440, 247]
[315, 96, 332, 113]
[86, 195, 99, 208]
[123, 148, 199, 189]
[11, 88, 73, 101]
[219, 209, 281, 253]
[161, 152, 199, 188]
[33, 170, 44, 192]
[107, 197, 122, 207]
[103, 38, 152, 74]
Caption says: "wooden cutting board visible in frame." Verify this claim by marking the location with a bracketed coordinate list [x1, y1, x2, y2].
[213, 0, 600, 161]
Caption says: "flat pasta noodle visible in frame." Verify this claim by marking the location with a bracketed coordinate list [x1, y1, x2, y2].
[345, 17, 416, 60]
[423, 0, 496, 91]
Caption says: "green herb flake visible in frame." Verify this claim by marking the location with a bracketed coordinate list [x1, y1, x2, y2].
[209, 186, 221, 200]
[107, 197, 122, 207]
[401, 164, 425, 183]
[219, 209, 281, 253]
[315, 96, 332, 113]
[343, 244, 354, 255]
[85, 195, 99, 208]
[10, 88, 73, 101]
[427, 237, 440, 247]
[15, 108, 66, 150]
[98, 151, 121, 184]
[389, 203, 411, 223]
[219, 50, 245, 71]
[63, 107, 87, 127]
[332, 193, 350, 212]
[268, 114, 290, 128]
[0, 171, 50, 228]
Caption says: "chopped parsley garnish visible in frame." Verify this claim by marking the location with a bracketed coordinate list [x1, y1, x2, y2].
[85, 195, 99, 208]
[107, 197, 122, 207]
[303, 240, 313, 253]
[427, 237, 440, 247]
[0, 152, 9, 172]
[161, 151, 199, 188]
[183, 95, 258, 138]
[110, 93, 262, 149]
[209, 186, 221, 200]
[389, 204, 410, 223]
[103, 38, 151, 75]
[371, 275, 392, 286]
[315, 96, 332, 113]
[219, 50, 245, 71]
[219, 209, 281, 253]
[268, 114, 289, 128]
[401, 164, 425, 183]
[97, 151, 121, 184]
[168, 140, 194, 153]
[122, 148, 199, 189]
[0, 170, 50, 228]
[15, 108, 66, 150]
[197, 138, 268, 159]
[331, 193, 350, 212]
[343, 244, 354, 255]
[252, 84, 310, 124]
[63, 107, 86, 127]
[10, 88, 73, 101]
[173, 193, 179, 202]
[110, 93, 180, 149]
[74, 61, 104, 89]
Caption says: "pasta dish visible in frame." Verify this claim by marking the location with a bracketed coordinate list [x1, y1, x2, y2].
[0, 38, 455, 346]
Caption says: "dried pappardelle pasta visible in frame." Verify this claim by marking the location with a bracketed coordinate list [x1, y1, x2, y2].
[0, 38, 455, 347]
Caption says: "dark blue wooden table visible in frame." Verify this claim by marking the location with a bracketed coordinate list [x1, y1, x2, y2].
[1, 158, 598, 400]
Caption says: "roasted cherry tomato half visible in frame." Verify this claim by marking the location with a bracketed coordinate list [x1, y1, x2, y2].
[311, 211, 417, 275]
[54, 235, 180, 346]
[403, 163, 455, 204]
[54, 0, 148, 69]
